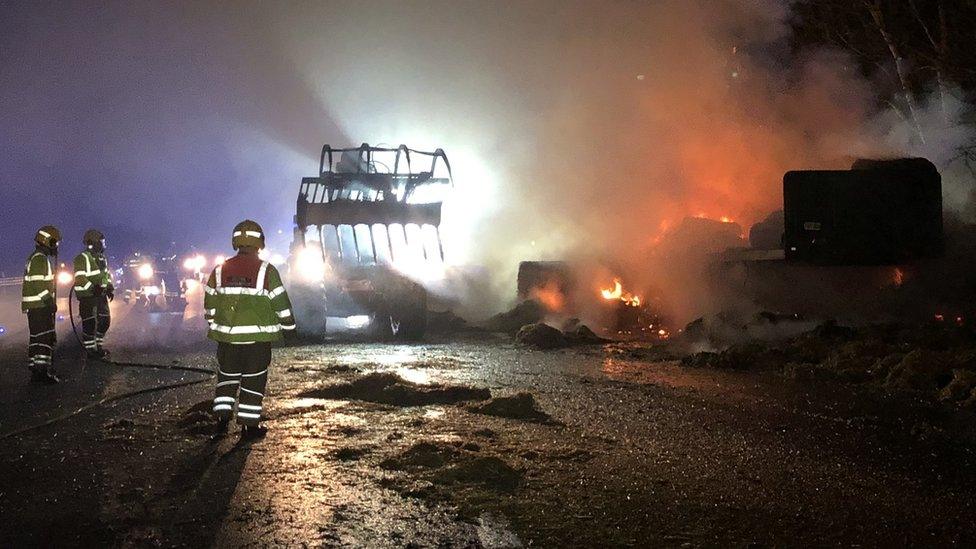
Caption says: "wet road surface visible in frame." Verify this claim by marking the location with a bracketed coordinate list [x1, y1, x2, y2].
[1, 300, 976, 546]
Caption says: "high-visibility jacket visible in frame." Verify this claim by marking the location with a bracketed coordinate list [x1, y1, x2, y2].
[73, 250, 114, 298]
[204, 253, 296, 343]
[22, 251, 56, 312]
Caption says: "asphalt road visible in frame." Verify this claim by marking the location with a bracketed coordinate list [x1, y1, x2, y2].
[1, 300, 975, 547]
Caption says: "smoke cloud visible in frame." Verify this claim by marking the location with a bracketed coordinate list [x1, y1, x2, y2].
[2, 1, 972, 323]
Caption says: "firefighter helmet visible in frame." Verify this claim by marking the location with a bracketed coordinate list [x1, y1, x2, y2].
[232, 220, 265, 250]
[34, 225, 61, 249]
[83, 229, 105, 248]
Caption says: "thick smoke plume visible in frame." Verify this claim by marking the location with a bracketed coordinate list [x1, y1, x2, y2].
[3, 1, 973, 324]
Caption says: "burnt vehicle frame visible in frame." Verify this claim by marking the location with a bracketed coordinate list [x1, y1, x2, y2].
[289, 143, 453, 339]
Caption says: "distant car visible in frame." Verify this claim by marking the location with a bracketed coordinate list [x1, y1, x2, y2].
[116, 252, 188, 312]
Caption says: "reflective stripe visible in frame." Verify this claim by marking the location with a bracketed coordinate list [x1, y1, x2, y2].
[216, 380, 239, 388]
[29, 343, 53, 349]
[217, 369, 242, 377]
[204, 286, 216, 295]
[38, 230, 51, 238]
[233, 230, 263, 238]
[237, 411, 261, 419]
[268, 286, 286, 298]
[209, 323, 281, 335]
[31, 329, 55, 337]
[74, 281, 93, 291]
[22, 289, 51, 302]
[277, 309, 292, 318]
[255, 262, 269, 292]
[241, 369, 267, 378]
[238, 403, 262, 411]
[281, 324, 296, 331]
[33, 354, 51, 360]
[240, 387, 264, 397]
[215, 265, 223, 288]
[74, 270, 101, 276]
[24, 274, 55, 281]
[205, 308, 216, 315]
[213, 404, 233, 412]
[214, 396, 237, 404]
[215, 286, 267, 296]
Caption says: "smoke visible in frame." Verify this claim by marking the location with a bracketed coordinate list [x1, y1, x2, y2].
[3, 1, 974, 324]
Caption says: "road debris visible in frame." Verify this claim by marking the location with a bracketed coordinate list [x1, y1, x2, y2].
[299, 372, 490, 406]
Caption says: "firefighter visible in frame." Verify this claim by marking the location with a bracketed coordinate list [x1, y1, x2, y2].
[22, 226, 61, 384]
[204, 220, 296, 438]
[74, 229, 114, 358]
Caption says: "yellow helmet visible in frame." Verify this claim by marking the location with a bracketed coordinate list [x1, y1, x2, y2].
[83, 229, 105, 247]
[232, 220, 265, 250]
[34, 225, 61, 249]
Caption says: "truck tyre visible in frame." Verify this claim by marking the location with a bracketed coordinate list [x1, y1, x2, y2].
[373, 285, 427, 341]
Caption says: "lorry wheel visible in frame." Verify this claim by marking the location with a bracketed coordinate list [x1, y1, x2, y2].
[389, 285, 427, 341]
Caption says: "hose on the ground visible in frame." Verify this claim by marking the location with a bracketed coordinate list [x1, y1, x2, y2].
[0, 287, 216, 440]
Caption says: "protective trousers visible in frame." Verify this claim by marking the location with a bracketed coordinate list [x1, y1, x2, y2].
[78, 296, 110, 352]
[213, 342, 271, 426]
[27, 307, 56, 373]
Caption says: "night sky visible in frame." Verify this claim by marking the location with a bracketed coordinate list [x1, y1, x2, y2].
[0, 1, 347, 273]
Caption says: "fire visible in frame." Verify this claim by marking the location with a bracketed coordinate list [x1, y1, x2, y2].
[530, 281, 566, 312]
[891, 267, 904, 288]
[600, 279, 641, 307]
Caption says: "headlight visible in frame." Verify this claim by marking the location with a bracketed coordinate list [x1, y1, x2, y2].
[57, 271, 73, 285]
[183, 255, 206, 271]
[294, 247, 327, 282]
[138, 263, 154, 280]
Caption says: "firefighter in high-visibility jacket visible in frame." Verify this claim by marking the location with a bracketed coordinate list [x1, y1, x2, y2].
[74, 229, 114, 358]
[204, 220, 296, 438]
[22, 225, 61, 384]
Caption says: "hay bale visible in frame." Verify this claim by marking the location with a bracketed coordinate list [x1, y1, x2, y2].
[515, 323, 566, 349]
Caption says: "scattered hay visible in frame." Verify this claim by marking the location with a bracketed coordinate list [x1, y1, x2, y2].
[939, 369, 976, 402]
[381, 442, 462, 470]
[299, 372, 490, 407]
[515, 322, 609, 349]
[382, 441, 522, 493]
[334, 446, 371, 461]
[483, 300, 546, 334]
[468, 393, 553, 423]
[432, 456, 522, 491]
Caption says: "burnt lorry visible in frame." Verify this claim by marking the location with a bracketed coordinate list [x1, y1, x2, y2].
[287, 144, 452, 340]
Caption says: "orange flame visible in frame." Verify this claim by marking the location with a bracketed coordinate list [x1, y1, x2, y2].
[530, 281, 566, 312]
[600, 279, 641, 307]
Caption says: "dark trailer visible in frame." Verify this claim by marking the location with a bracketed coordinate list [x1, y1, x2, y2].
[783, 158, 943, 265]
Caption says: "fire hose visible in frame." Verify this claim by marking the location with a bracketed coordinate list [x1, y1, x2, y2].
[0, 287, 215, 441]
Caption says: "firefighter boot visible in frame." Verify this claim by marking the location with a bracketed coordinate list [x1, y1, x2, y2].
[240, 424, 268, 440]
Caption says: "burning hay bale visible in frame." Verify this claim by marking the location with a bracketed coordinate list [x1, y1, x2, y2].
[299, 372, 490, 407]
[468, 392, 554, 423]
